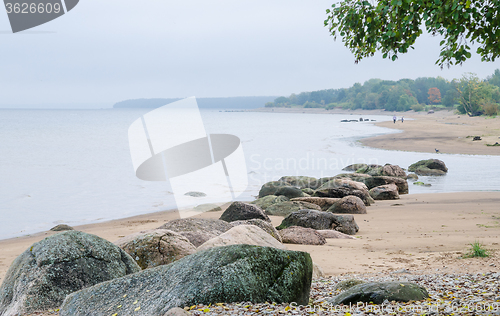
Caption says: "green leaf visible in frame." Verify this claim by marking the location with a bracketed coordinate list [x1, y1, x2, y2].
[392, 55, 397, 61]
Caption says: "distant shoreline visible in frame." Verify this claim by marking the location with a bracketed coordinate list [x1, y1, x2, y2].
[251, 107, 500, 156]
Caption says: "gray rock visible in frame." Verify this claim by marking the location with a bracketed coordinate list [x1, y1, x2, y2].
[197, 225, 286, 251]
[279, 226, 326, 245]
[184, 191, 206, 197]
[59, 245, 313, 315]
[279, 176, 320, 189]
[220, 201, 270, 222]
[0, 231, 140, 316]
[361, 176, 409, 194]
[230, 219, 282, 242]
[356, 164, 406, 178]
[369, 183, 400, 200]
[114, 229, 196, 269]
[314, 179, 374, 206]
[277, 209, 359, 235]
[158, 218, 233, 247]
[250, 195, 289, 210]
[327, 282, 429, 305]
[407, 173, 419, 180]
[50, 224, 74, 231]
[408, 159, 448, 176]
[291, 197, 340, 211]
[265, 201, 321, 217]
[327, 196, 367, 214]
[258, 181, 290, 198]
[275, 186, 305, 199]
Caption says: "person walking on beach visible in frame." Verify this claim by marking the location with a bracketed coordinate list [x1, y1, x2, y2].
[393, 115, 396, 124]
[401, 116, 404, 123]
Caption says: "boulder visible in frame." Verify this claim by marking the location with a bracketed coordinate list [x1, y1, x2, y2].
[314, 179, 374, 206]
[197, 225, 286, 251]
[408, 159, 448, 176]
[369, 184, 400, 200]
[279, 176, 320, 189]
[0, 231, 140, 316]
[341, 163, 368, 172]
[59, 245, 313, 315]
[265, 201, 321, 217]
[250, 195, 289, 210]
[274, 186, 305, 199]
[230, 219, 282, 242]
[334, 279, 366, 291]
[352, 164, 382, 173]
[327, 196, 367, 214]
[362, 176, 409, 194]
[277, 209, 359, 235]
[357, 164, 406, 178]
[258, 181, 290, 198]
[407, 173, 419, 180]
[114, 229, 196, 269]
[291, 197, 340, 212]
[327, 282, 429, 305]
[220, 202, 270, 223]
[317, 230, 357, 239]
[184, 191, 206, 197]
[50, 224, 74, 231]
[158, 218, 233, 247]
[279, 226, 326, 245]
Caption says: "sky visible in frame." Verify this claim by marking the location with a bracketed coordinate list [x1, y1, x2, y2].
[1, 0, 500, 108]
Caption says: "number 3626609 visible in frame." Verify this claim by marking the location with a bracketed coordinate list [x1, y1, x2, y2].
[5, 2, 62, 14]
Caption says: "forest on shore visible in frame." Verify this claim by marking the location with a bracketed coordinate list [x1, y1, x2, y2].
[266, 70, 500, 116]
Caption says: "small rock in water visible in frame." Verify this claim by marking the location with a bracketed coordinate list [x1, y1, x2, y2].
[184, 191, 206, 197]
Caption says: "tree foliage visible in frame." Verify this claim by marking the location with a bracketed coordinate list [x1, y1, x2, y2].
[325, 0, 500, 67]
[456, 73, 500, 116]
[428, 87, 442, 104]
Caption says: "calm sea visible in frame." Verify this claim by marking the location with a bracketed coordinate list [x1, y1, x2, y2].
[1, 108, 499, 239]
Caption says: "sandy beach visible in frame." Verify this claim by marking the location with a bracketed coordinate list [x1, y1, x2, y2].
[1, 192, 499, 283]
[251, 107, 500, 156]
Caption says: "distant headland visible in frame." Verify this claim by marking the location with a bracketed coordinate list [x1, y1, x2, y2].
[113, 96, 278, 109]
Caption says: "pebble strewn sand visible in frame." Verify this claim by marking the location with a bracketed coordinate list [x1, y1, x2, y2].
[186, 272, 500, 315]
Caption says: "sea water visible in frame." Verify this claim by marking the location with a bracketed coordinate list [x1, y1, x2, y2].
[0, 108, 499, 239]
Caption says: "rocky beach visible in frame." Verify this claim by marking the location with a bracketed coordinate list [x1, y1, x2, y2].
[1, 111, 499, 315]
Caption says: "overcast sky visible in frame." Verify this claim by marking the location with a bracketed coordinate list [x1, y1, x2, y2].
[1, 0, 500, 108]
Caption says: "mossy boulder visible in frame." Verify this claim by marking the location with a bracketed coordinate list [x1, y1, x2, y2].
[0, 231, 140, 316]
[408, 159, 448, 176]
[335, 279, 366, 291]
[275, 186, 306, 199]
[59, 245, 313, 315]
[277, 209, 359, 235]
[258, 181, 290, 198]
[342, 164, 368, 172]
[327, 282, 429, 305]
[356, 164, 406, 178]
[291, 197, 340, 211]
[250, 195, 289, 210]
[279, 176, 320, 189]
[265, 201, 321, 216]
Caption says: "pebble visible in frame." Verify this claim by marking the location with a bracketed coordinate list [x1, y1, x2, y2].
[186, 272, 500, 315]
